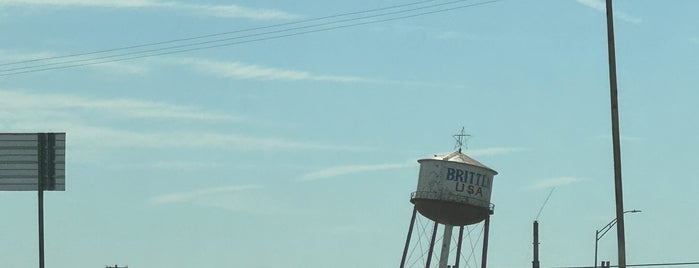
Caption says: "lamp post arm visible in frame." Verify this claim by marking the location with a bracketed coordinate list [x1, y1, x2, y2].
[597, 218, 618, 240]
[596, 210, 641, 241]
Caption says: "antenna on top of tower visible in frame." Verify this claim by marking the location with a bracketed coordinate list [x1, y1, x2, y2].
[453, 127, 471, 153]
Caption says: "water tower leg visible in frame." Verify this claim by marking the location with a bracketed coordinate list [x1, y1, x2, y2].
[425, 221, 439, 268]
[454, 226, 464, 268]
[481, 216, 491, 268]
[399, 207, 418, 268]
[439, 225, 454, 268]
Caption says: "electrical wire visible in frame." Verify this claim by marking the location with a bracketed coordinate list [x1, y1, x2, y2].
[0, 0, 439, 67]
[554, 261, 699, 268]
[0, 0, 502, 76]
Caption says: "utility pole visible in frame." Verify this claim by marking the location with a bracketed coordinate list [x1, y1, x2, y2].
[604, 1, 628, 268]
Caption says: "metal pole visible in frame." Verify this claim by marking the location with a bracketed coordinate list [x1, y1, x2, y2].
[454, 226, 464, 268]
[38, 188, 44, 268]
[400, 207, 418, 268]
[604, 1, 627, 267]
[439, 225, 454, 268]
[425, 221, 439, 268]
[481, 216, 491, 268]
[37, 133, 46, 268]
[533, 221, 540, 268]
[595, 229, 599, 268]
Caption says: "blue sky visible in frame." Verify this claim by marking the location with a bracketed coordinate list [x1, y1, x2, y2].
[0, 0, 698, 267]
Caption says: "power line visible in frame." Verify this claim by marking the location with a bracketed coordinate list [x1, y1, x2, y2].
[554, 261, 699, 268]
[0, 0, 502, 76]
[0, 0, 438, 68]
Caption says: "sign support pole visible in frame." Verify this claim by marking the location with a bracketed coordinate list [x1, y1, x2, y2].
[0, 133, 64, 268]
[38, 186, 45, 268]
[37, 133, 47, 268]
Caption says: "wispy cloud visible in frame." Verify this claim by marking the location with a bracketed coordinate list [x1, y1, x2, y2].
[466, 147, 527, 157]
[91, 129, 369, 151]
[527, 177, 583, 190]
[149, 161, 223, 170]
[435, 31, 462, 40]
[0, 89, 368, 153]
[574, 0, 642, 24]
[300, 146, 526, 181]
[0, 0, 300, 20]
[0, 121, 370, 152]
[149, 184, 261, 205]
[0, 89, 236, 121]
[149, 184, 294, 215]
[179, 58, 372, 83]
[691, 37, 699, 45]
[301, 162, 413, 181]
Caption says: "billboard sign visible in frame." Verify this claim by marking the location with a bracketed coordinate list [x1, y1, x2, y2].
[0, 133, 65, 191]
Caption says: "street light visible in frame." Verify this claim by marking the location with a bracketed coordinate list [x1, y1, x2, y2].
[594, 209, 641, 267]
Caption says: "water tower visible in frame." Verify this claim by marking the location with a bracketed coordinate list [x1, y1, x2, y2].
[399, 129, 498, 268]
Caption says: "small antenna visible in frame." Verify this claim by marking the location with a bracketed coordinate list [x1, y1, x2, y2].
[452, 127, 471, 153]
[535, 188, 555, 221]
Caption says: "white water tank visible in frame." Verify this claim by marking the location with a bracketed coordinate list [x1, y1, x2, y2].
[410, 151, 498, 226]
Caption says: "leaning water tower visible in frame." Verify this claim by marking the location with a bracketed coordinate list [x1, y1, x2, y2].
[399, 129, 498, 268]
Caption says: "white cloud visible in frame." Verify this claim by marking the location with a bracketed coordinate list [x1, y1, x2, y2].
[149, 184, 294, 215]
[435, 31, 461, 40]
[0, 89, 236, 121]
[149, 161, 223, 170]
[0, 0, 300, 20]
[0, 89, 368, 154]
[466, 147, 527, 157]
[0, 121, 369, 152]
[301, 162, 412, 181]
[149, 184, 261, 205]
[527, 177, 583, 190]
[179, 58, 371, 83]
[574, 0, 642, 24]
[298, 147, 524, 182]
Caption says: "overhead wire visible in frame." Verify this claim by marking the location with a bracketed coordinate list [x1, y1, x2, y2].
[0, 0, 438, 68]
[0, 0, 502, 76]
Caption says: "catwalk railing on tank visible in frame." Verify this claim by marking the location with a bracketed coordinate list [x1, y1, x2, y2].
[410, 191, 495, 213]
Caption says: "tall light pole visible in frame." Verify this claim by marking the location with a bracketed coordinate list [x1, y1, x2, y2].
[604, 0, 628, 267]
[594, 210, 641, 267]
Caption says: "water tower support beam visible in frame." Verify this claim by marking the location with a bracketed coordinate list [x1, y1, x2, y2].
[425, 221, 439, 268]
[399, 207, 418, 268]
[481, 216, 491, 268]
[454, 226, 465, 268]
[439, 225, 454, 268]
